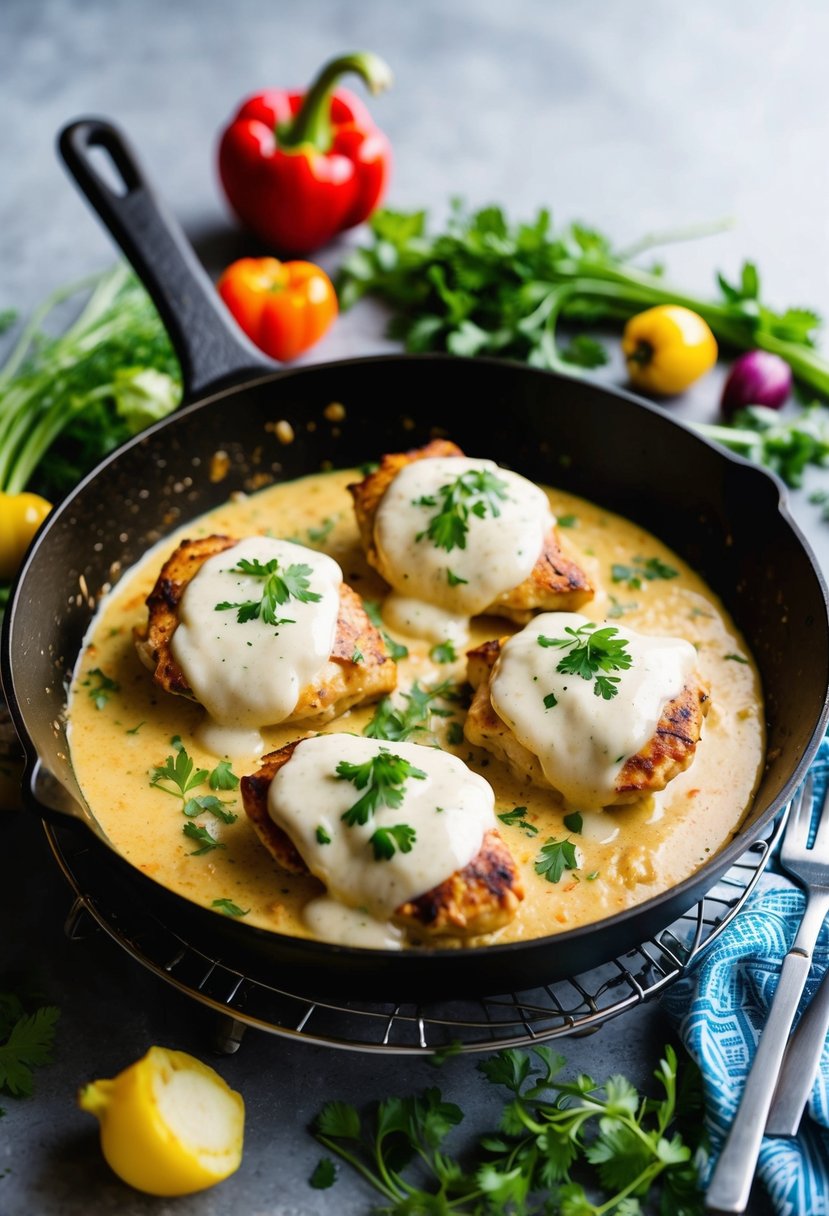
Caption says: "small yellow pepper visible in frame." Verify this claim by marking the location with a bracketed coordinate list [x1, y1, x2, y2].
[0, 491, 52, 580]
[78, 1046, 244, 1196]
[622, 304, 718, 395]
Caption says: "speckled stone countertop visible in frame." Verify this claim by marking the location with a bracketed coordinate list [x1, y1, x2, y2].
[3, 1, 829, 1211]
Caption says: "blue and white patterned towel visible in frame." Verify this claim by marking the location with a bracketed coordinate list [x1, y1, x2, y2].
[662, 737, 829, 1214]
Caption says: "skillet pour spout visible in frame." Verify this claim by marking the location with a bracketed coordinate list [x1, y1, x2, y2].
[1, 117, 827, 1003]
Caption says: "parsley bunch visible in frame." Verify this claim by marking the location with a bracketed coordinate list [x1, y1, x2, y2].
[338, 203, 829, 397]
[312, 1044, 705, 1214]
[538, 623, 632, 701]
[415, 467, 510, 552]
[215, 555, 320, 625]
[149, 738, 238, 853]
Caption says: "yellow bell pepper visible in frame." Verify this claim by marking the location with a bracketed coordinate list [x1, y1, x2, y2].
[78, 1046, 244, 1196]
[0, 491, 52, 580]
[622, 304, 718, 395]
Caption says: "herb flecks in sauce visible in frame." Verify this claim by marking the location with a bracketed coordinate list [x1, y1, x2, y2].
[82, 667, 120, 710]
[211, 898, 249, 917]
[611, 556, 679, 590]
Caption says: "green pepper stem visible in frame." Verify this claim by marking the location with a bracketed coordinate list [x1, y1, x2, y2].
[278, 51, 392, 152]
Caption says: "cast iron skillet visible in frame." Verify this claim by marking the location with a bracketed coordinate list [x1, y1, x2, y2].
[3, 119, 829, 1002]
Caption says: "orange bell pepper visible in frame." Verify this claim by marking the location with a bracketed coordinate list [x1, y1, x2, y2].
[217, 257, 338, 362]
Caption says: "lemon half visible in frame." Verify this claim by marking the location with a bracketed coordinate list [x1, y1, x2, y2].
[78, 1046, 244, 1196]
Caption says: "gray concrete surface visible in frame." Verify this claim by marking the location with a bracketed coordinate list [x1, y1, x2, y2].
[4, 0, 829, 1211]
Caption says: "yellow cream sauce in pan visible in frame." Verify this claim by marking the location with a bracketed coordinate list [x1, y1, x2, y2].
[67, 469, 765, 947]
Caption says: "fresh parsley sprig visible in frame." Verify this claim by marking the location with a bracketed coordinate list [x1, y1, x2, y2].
[364, 679, 462, 743]
[215, 555, 320, 626]
[150, 741, 238, 834]
[0, 991, 60, 1102]
[415, 467, 509, 552]
[611, 556, 679, 591]
[336, 749, 426, 827]
[81, 667, 119, 710]
[538, 622, 632, 701]
[535, 836, 579, 883]
[370, 823, 417, 861]
[311, 1044, 705, 1213]
[497, 806, 539, 837]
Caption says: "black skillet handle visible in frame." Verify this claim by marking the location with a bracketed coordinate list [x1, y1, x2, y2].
[58, 118, 277, 402]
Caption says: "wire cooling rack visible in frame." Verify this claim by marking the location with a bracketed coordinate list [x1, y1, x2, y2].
[45, 814, 784, 1056]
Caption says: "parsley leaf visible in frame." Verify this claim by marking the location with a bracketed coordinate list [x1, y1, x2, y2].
[556, 513, 578, 528]
[182, 795, 237, 824]
[538, 623, 632, 700]
[362, 598, 409, 661]
[0, 1003, 59, 1098]
[211, 898, 249, 917]
[183, 822, 225, 855]
[309, 1157, 337, 1189]
[81, 667, 119, 710]
[560, 334, 608, 369]
[724, 652, 749, 664]
[336, 750, 426, 827]
[306, 516, 337, 546]
[446, 568, 468, 586]
[535, 837, 579, 883]
[150, 747, 209, 800]
[563, 812, 583, 834]
[364, 679, 461, 743]
[215, 555, 320, 625]
[430, 640, 457, 664]
[611, 556, 679, 590]
[497, 806, 539, 837]
[316, 826, 332, 845]
[415, 467, 509, 552]
[370, 823, 417, 860]
[208, 759, 239, 790]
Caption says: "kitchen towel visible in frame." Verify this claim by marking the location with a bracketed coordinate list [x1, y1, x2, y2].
[662, 735, 829, 1215]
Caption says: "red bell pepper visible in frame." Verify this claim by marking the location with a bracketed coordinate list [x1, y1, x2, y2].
[218, 51, 392, 255]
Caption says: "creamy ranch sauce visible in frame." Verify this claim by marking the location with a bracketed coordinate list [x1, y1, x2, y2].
[270, 734, 495, 936]
[374, 457, 554, 641]
[490, 613, 697, 808]
[67, 468, 765, 947]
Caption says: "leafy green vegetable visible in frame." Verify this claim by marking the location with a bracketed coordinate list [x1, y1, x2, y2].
[183, 822, 225, 855]
[557, 513, 578, 528]
[151, 743, 236, 830]
[362, 598, 409, 661]
[81, 666, 119, 710]
[336, 750, 426, 827]
[696, 404, 829, 487]
[211, 898, 249, 917]
[150, 746, 209, 802]
[415, 467, 509, 552]
[306, 516, 337, 545]
[430, 640, 457, 664]
[563, 811, 583, 834]
[0, 265, 180, 503]
[535, 836, 579, 883]
[724, 653, 749, 664]
[447, 568, 469, 586]
[0, 993, 59, 1101]
[338, 202, 828, 398]
[208, 759, 240, 790]
[215, 555, 320, 625]
[538, 622, 632, 700]
[316, 826, 332, 845]
[309, 1157, 337, 1189]
[312, 1044, 704, 1213]
[611, 556, 679, 590]
[370, 822, 417, 860]
[364, 679, 461, 743]
[497, 806, 538, 837]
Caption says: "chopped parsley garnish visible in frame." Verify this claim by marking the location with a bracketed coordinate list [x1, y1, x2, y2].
[125, 721, 145, 735]
[446, 568, 468, 586]
[364, 679, 461, 743]
[543, 691, 558, 709]
[336, 749, 426, 827]
[370, 823, 417, 860]
[446, 721, 464, 746]
[82, 667, 119, 710]
[183, 795, 237, 824]
[538, 622, 632, 700]
[312, 1043, 703, 1213]
[351, 647, 365, 664]
[215, 555, 320, 625]
[208, 759, 239, 790]
[414, 467, 509, 552]
[497, 806, 538, 837]
[211, 898, 249, 917]
[563, 811, 583, 834]
[362, 598, 409, 661]
[724, 652, 749, 664]
[307, 516, 337, 545]
[183, 822, 225, 855]
[151, 746, 209, 801]
[316, 826, 332, 845]
[309, 1157, 337, 1189]
[535, 836, 579, 883]
[586, 870, 600, 881]
[611, 556, 679, 590]
[430, 640, 457, 664]
[556, 513, 578, 528]
[607, 595, 637, 619]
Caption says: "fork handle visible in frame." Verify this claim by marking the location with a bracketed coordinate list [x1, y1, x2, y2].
[706, 888, 829, 1214]
[765, 957, 829, 1136]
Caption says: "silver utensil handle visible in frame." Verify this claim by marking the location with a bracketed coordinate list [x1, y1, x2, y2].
[766, 965, 829, 1136]
[706, 889, 829, 1214]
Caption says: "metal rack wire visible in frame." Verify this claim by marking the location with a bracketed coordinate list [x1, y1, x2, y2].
[45, 814, 784, 1055]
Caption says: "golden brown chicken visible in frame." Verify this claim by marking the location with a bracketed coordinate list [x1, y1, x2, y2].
[465, 638, 709, 804]
[135, 535, 396, 722]
[348, 439, 593, 622]
[241, 740, 524, 938]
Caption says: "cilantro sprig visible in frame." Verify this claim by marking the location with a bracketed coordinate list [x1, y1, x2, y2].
[215, 555, 320, 625]
[312, 1044, 704, 1213]
[538, 622, 632, 701]
[415, 467, 509, 552]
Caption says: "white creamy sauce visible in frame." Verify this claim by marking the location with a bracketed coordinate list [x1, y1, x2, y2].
[490, 612, 697, 809]
[373, 457, 554, 629]
[381, 594, 470, 646]
[170, 536, 341, 736]
[302, 896, 405, 950]
[267, 734, 496, 920]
